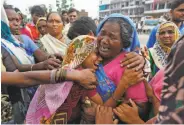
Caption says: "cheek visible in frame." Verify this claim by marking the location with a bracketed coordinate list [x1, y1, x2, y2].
[9, 22, 13, 27]
[58, 24, 63, 30]
[110, 41, 122, 51]
[47, 24, 52, 29]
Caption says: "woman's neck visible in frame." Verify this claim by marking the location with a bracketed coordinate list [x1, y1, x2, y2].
[102, 58, 114, 66]
[52, 33, 63, 41]
[172, 20, 182, 28]
[102, 52, 122, 66]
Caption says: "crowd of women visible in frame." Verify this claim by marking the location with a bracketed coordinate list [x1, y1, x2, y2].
[1, 0, 184, 124]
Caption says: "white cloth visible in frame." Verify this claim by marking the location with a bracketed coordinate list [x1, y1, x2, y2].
[40, 34, 67, 55]
[1, 38, 33, 64]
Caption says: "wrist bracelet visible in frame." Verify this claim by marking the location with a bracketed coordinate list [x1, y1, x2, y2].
[31, 64, 34, 71]
[50, 69, 57, 84]
[55, 68, 67, 83]
[112, 93, 124, 106]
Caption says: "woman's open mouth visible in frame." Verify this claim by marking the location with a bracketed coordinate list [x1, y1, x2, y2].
[100, 46, 110, 52]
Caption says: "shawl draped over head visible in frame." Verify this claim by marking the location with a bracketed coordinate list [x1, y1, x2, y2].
[149, 21, 180, 75]
[96, 13, 140, 52]
[36, 17, 46, 30]
[1, 6, 34, 65]
[26, 35, 97, 124]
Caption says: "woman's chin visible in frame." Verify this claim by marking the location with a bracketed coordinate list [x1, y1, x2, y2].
[99, 51, 110, 59]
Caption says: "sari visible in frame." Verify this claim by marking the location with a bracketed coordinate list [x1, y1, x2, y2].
[148, 21, 180, 77]
[156, 35, 184, 123]
[1, 6, 35, 123]
[39, 34, 67, 55]
[26, 35, 97, 124]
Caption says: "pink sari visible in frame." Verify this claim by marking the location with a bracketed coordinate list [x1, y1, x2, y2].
[149, 69, 165, 101]
[88, 52, 148, 103]
[26, 82, 73, 124]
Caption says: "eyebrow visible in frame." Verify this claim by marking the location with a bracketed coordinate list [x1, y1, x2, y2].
[177, 9, 184, 11]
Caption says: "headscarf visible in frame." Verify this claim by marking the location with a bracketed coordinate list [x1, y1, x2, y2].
[26, 35, 97, 124]
[96, 13, 140, 51]
[36, 17, 46, 30]
[149, 21, 180, 72]
[156, 21, 180, 54]
[1, 6, 34, 64]
[62, 35, 97, 68]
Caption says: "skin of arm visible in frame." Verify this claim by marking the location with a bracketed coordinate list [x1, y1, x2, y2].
[1, 69, 96, 88]
[149, 94, 160, 115]
[12, 55, 61, 72]
[33, 49, 49, 62]
[90, 78, 129, 108]
[90, 68, 145, 108]
[12, 56, 45, 72]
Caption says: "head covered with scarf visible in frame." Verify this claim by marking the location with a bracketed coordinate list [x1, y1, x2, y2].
[1, 6, 34, 64]
[156, 21, 180, 54]
[36, 17, 46, 29]
[62, 35, 97, 68]
[149, 21, 180, 74]
[26, 35, 98, 124]
[96, 13, 140, 52]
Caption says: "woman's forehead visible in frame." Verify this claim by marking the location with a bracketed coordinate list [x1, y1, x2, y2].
[159, 25, 175, 32]
[48, 13, 61, 20]
[101, 21, 120, 32]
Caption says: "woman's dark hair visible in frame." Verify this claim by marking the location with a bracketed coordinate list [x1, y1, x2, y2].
[3, 4, 14, 10]
[67, 16, 97, 40]
[14, 7, 20, 13]
[31, 5, 45, 16]
[62, 10, 68, 15]
[171, 0, 184, 10]
[68, 8, 79, 14]
[103, 18, 133, 48]
[46, 12, 62, 21]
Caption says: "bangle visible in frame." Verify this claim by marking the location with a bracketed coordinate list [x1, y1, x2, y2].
[55, 68, 67, 83]
[112, 93, 124, 106]
[31, 64, 34, 71]
[50, 69, 57, 84]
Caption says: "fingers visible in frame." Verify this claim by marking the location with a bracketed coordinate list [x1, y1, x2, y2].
[47, 65, 55, 70]
[96, 105, 100, 114]
[137, 71, 144, 79]
[115, 107, 123, 114]
[51, 58, 61, 64]
[113, 119, 119, 124]
[89, 68, 95, 73]
[143, 78, 149, 88]
[129, 99, 137, 108]
[120, 52, 136, 66]
[47, 58, 61, 68]
[126, 60, 140, 69]
[113, 109, 120, 117]
[86, 84, 97, 89]
[137, 77, 145, 83]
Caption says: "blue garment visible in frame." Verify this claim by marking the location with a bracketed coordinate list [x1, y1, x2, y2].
[18, 35, 39, 56]
[146, 23, 184, 48]
[96, 13, 140, 52]
[1, 21, 38, 98]
[1, 21, 19, 47]
[95, 64, 116, 102]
